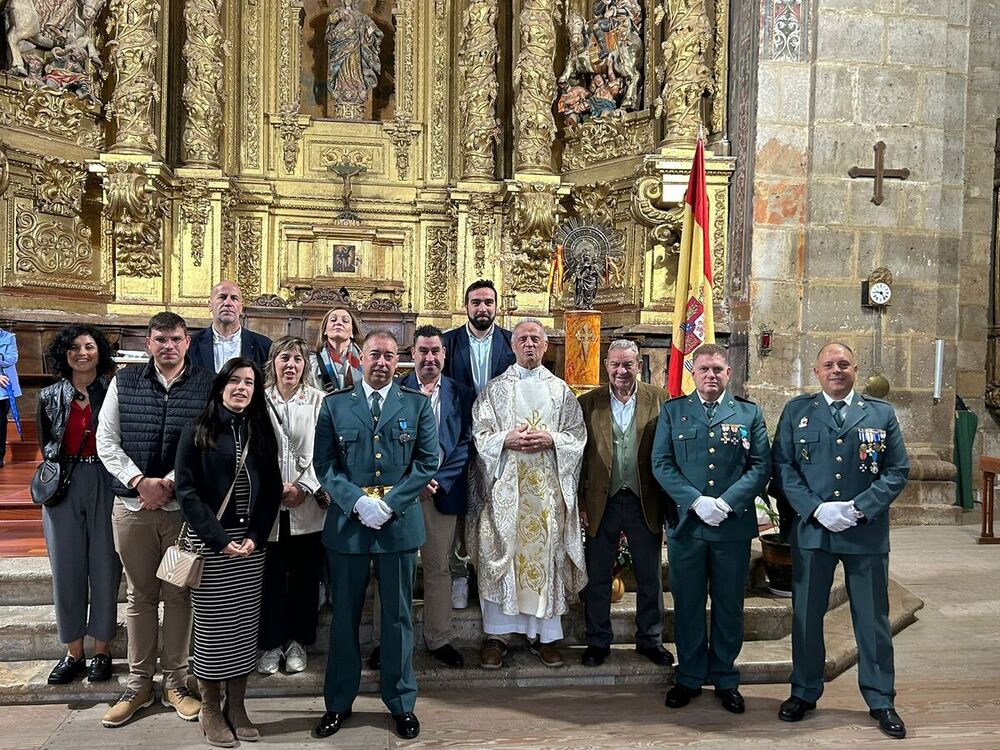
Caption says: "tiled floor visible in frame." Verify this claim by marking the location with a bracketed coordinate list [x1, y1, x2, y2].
[0, 523, 996, 748]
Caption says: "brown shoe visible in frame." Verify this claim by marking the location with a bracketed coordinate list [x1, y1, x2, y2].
[529, 639, 564, 668]
[480, 638, 507, 669]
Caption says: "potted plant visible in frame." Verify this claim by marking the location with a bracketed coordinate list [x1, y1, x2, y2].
[756, 493, 792, 597]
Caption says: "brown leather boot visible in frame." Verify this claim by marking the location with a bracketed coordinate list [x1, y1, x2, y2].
[197, 679, 236, 748]
[223, 675, 259, 741]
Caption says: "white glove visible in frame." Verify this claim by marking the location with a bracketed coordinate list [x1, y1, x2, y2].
[813, 501, 858, 533]
[714, 498, 733, 516]
[692, 496, 727, 527]
[354, 496, 392, 529]
[375, 498, 394, 524]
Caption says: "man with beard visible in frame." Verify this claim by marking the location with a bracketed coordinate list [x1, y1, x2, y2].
[442, 279, 516, 608]
[189, 280, 272, 373]
[401, 325, 475, 668]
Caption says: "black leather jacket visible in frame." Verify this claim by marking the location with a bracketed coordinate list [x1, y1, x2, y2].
[37, 377, 110, 460]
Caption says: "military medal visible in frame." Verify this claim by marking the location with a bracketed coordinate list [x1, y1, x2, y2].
[739, 425, 749, 450]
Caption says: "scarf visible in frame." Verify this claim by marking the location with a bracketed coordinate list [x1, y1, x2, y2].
[322, 340, 361, 389]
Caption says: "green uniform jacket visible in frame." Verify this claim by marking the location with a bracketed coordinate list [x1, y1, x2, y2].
[651, 392, 771, 541]
[315, 381, 439, 554]
[772, 392, 909, 554]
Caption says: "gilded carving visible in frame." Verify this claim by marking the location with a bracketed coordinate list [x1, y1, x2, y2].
[572, 182, 615, 228]
[242, 0, 261, 169]
[711, 0, 727, 136]
[320, 146, 377, 172]
[277, 103, 308, 173]
[102, 161, 165, 277]
[511, 182, 559, 292]
[457, 0, 499, 180]
[424, 211, 457, 310]
[31, 157, 85, 217]
[220, 182, 238, 272]
[654, 0, 714, 147]
[513, 0, 557, 173]
[182, 0, 225, 165]
[179, 179, 211, 266]
[17, 86, 89, 141]
[386, 115, 417, 179]
[0, 149, 9, 196]
[468, 193, 495, 279]
[14, 208, 93, 277]
[107, 0, 161, 153]
[712, 187, 725, 298]
[237, 216, 262, 295]
[631, 162, 684, 255]
[430, 0, 449, 179]
[562, 112, 652, 171]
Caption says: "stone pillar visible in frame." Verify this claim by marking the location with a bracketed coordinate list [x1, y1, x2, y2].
[107, 0, 161, 154]
[512, 0, 556, 174]
[458, 0, 500, 180]
[656, 0, 713, 149]
[182, 0, 225, 167]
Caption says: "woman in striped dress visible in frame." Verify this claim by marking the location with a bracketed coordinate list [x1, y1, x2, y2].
[175, 358, 281, 748]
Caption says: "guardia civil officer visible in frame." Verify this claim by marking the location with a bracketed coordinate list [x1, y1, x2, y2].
[771, 342, 909, 739]
[312, 330, 438, 741]
[651, 344, 770, 714]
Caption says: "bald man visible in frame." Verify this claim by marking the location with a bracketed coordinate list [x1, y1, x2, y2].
[189, 280, 272, 372]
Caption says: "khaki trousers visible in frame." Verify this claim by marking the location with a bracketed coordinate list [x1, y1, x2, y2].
[111, 500, 192, 692]
[420, 499, 458, 650]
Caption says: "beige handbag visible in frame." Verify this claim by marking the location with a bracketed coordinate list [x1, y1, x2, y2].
[156, 436, 250, 589]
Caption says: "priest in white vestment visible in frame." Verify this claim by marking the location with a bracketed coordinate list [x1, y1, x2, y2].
[467, 319, 588, 669]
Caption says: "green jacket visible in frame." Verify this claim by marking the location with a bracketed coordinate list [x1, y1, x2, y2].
[651, 392, 771, 541]
[772, 392, 909, 554]
[315, 381, 439, 554]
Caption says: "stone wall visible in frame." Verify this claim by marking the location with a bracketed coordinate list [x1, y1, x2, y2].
[747, 0, 998, 467]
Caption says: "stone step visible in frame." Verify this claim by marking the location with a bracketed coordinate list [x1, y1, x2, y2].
[890, 505, 964, 526]
[0, 579, 923, 705]
[0, 548, 770, 607]
[0, 578, 848, 662]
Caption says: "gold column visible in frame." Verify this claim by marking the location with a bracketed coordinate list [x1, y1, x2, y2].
[182, 0, 225, 166]
[512, 0, 556, 174]
[458, 0, 500, 180]
[655, 0, 714, 149]
[107, 0, 161, 154]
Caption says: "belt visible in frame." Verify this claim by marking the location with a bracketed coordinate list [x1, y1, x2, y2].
[60, 455, 101, 464]
[361, 485, 394, 498]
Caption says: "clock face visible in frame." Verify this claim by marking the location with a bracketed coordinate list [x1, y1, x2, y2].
[870, 282, 892, 305]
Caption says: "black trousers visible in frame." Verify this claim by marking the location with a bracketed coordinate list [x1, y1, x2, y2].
[583, 487, 664, 649]
[0, 398, 9, 461]
[259, 513, 323, 649]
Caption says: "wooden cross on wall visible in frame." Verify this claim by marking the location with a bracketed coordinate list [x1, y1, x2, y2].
[848, 141, 910, 206]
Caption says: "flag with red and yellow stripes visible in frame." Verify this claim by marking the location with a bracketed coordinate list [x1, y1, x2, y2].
[667, 138, 715, 397]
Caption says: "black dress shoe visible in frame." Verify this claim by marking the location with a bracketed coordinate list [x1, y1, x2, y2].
[869, 708, 906, 739]
[47, 654, 86, 685]
[87, 653, 112, 682]
[714, 687, 745, 714]
[581, 645, 610, 667]
[664, 683, 702, 708]
[368, 646, 380, 670]
[392, 711, 420, 739]
[312, 710, 352, 738]
[636, 644, 674, 666]
[778, 696, 816, 722]
[429, 644, 464, 668]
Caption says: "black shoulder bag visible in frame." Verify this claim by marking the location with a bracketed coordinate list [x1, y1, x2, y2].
[30, 406, 98, 508]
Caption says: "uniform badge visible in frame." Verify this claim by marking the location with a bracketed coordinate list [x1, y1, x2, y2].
[798, 417, 808, 428]
[399, 418, 409, 430]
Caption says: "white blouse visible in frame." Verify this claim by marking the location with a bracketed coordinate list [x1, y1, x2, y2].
[265, 384, 326, 539]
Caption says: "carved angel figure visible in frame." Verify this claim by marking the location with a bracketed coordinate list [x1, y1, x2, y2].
[325, 0, 384, 119]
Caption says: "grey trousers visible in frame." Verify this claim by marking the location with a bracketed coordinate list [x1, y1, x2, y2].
[42, 462, 123, 644]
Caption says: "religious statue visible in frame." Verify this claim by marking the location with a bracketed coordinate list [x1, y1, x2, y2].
[556, 0, 644, 127]
[555, 216, 624, 310]
[3, 0, 105, 100]
[324, 0, 384, 120]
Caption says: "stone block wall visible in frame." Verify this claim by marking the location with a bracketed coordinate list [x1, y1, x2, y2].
[747, 0, 997, 463]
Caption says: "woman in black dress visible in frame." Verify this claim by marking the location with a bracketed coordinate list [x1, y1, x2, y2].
[175, 358, 281, 748]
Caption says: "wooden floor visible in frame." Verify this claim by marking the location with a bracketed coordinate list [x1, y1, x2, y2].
[0, 524, 995, 748]
[0, 461, 46, 557]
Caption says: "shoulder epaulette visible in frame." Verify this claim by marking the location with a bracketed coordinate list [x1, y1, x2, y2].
[859, 395, 889, 405]
[399, 384, 423, 395]
[327, 386, 354, 396]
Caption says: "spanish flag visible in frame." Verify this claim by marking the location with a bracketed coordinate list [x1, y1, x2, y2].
[667, 138, 715, 397]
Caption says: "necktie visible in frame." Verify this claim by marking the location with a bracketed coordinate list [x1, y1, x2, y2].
[831, 400, 846, 427]
[704, 401, 717, 421]
[371, 391, 382, 425]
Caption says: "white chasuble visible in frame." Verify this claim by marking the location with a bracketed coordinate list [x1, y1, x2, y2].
[468, 366, 588, 621]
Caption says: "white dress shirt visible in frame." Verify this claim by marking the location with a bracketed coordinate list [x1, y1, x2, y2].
[610, 383, 637, 432]
[467, 323, 495, 393]
[212, 326, 242, 372]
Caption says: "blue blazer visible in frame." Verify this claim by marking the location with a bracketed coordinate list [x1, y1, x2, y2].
[401, 373, 474, 514]
[441, 325, 515, 392]
[0, 329, 21, 399]
[188, 326, 273, 373]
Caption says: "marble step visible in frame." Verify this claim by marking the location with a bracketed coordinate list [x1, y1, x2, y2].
[0, 550, 770, 607]
[0, 578, 848, 662]
[0, 579, 923, 706]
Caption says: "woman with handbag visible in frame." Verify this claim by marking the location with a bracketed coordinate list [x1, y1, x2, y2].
[174, 358, 281, 748]
[257, 336, 328, 675]
[36, 325, 122, 685]
[310, 306, 364, 393]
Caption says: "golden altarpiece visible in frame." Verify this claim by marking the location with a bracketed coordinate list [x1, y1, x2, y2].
[0, 0, 737, 384]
